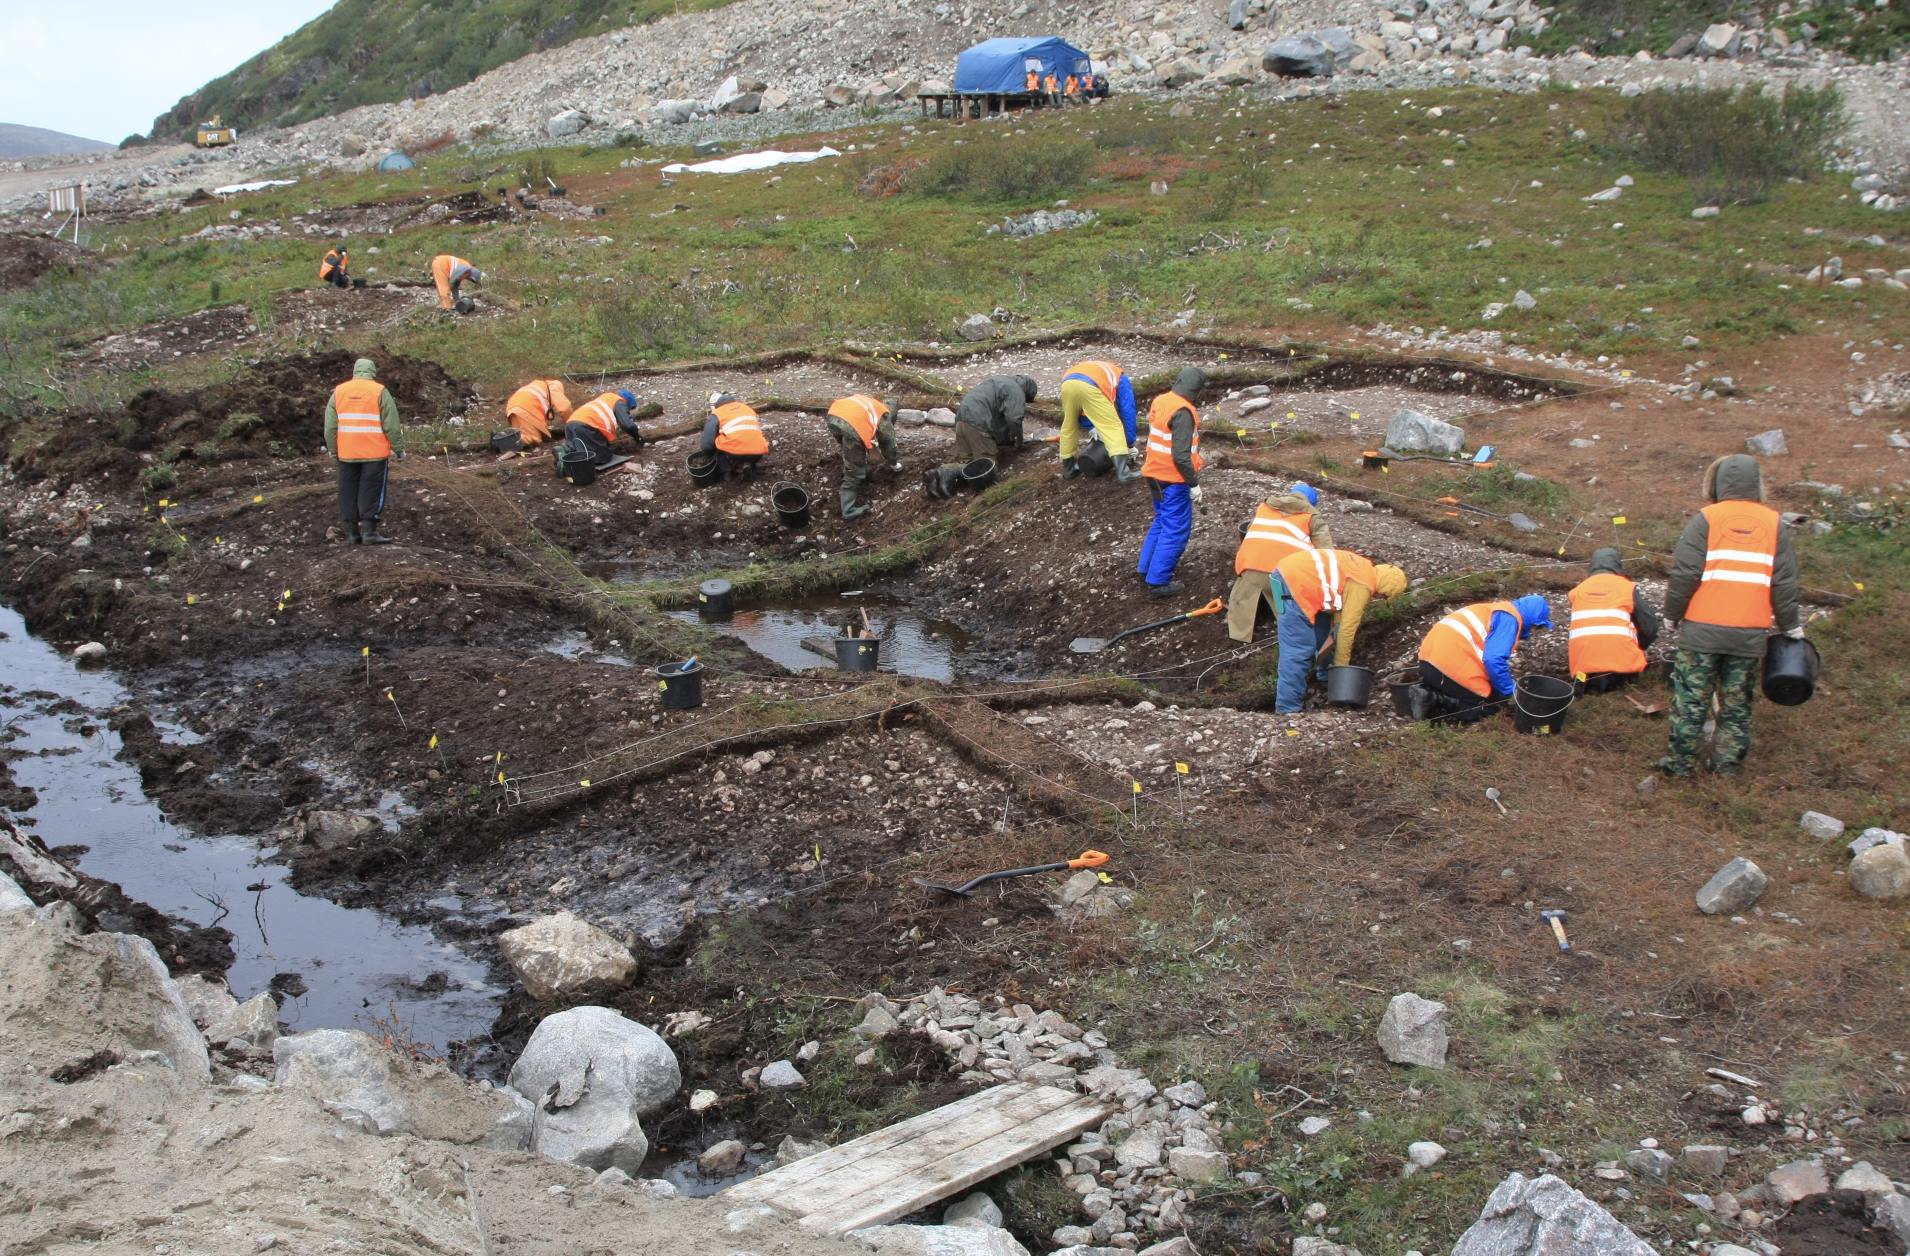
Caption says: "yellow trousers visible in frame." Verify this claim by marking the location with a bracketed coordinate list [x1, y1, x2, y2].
[1059, 378, 1129, 459]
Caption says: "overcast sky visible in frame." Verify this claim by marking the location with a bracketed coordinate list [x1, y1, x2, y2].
[2, 2, 337, 144]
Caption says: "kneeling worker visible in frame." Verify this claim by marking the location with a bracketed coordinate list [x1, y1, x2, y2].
[505, 378, 573, 447]
[1416, 595, 1554, 722]
[320, 243, 352, 289]
[1136, 368, 1207, 598]
[1060, 359, 1138, 483]
[325, 358, 403, 545]
[1568, 546, 1659, 693]
[826, 393, 902, 520]
[566, 390, 643, 468]
[700, 392, 769, 481]
[1227, 481, 1333, 642]
[1269, 548, 1407, 713]
[926, 374, 1037, 498]
[431, 253, 481, 310]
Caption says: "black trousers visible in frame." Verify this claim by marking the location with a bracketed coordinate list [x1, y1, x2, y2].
[324, 270, 350, 289]
[1418, 658, 1504, 724]
[566, 421, 613, 466]
[715, 450, 761, 480]
[336, 459, 388, 525]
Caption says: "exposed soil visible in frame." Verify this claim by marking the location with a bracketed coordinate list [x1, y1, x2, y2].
[0, 230, 99, 291]
[1771, 1190, 1900, 1255]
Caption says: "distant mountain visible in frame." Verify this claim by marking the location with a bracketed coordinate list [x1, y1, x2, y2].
[0, 124, 116, 159]
[147, 0, 723, 141]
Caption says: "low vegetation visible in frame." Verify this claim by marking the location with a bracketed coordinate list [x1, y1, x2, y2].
[1620, 83, 1847, 205]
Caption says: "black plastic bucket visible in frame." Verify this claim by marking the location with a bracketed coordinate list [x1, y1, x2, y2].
[1762, 635, 1820, 706]
[1325, 665, 1375, 708]
[697, 579, 734, 620]
[1386, 668, 1423, 718]
[1512, 674, 1574, 735]
[556, 447, 598, 486]
[656, 659, 704, 709]
[1238, 519, 1252, 539]
[771, 482, 811, 529]
[961, 458, 998, 493]
[454, 296, 476, 314]
[688, 449, 719, 487]
[836, 637, 880, 671]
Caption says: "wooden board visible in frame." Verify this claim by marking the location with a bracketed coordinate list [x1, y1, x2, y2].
[723, 1082, 1110, 1237]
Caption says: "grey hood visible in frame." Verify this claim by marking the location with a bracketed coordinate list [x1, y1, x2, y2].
[1017, 376, 1038, 401]
[1588, 546, 1624, 576]
[1704, 454, 1766, 504]
[1171, 366, 1207, 402]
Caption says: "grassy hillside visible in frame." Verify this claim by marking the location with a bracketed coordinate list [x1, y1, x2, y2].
[147, 0, 732, 141]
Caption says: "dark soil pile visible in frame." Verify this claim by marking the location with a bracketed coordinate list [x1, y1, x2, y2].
[0, 231, 99, 291]
[1772, 1190, 1900, 1255]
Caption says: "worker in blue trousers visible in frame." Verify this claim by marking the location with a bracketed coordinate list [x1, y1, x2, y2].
[1136, 367, 1207, 598]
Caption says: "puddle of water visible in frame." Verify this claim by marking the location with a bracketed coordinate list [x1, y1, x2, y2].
[539, 629, 635, 668]
[666, 590, 977, 681]
[0, 606, 501, 1050]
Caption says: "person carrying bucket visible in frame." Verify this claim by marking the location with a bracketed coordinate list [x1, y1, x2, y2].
[926, 375, 1035, 499]
[1657, 454, 1802, 778]
[1268, 548, 1407, 713]
[1568, 547, 1659, 693]
[1227, 481, 1334, 642]
[825, 393, 902, 520]
[1416, 595, 1553, 723]
[699, 392, 769, 482]
[566, 390, 643, 469]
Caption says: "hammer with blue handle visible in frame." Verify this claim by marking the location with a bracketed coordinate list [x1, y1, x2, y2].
[1541, 909, 1572, 954]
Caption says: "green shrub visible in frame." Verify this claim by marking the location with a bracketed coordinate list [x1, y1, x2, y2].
[215, 413, 264, 441]
[138, 465, 176, 493]
[594, 268, 716, 357]
[915, 135, 1095, 203]
[1618, 84, 1846, 205]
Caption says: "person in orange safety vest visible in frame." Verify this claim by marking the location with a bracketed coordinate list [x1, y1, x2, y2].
[825, 393, 901, 520]
[323, 357, 404, 544]
[320, 244, 351, 288]
[1136, 367, 1206, 599]
[565, 389, 644, 470]
[700, 392, 770, 481]
[1415, 595, 1553, 723]
[431, 254, 481, 310]
[504, 379, 573, 447]
[1226, 482, 1334, 642]
[1567, 547, 1659, 693]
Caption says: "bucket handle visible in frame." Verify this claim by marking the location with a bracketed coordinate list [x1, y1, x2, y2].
[1512, 679, 1576, 721]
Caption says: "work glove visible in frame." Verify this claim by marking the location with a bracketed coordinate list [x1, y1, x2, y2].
[1188, 485, 1203, 504]
[1785, 625, 1806, 640]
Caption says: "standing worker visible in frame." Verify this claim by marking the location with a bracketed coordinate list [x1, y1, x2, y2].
[566, 389, 643, 469]
[1568, 547, 1659, 693]
[1658, 454, 1801, 778]
[1268, 548, 1407, 713]
[1415, 595, 1554, 723]
[1059, 359, 1138, 482]
[1136, 368, 1207, 598]
[1227, 482, 1333, 642]
[700, 392, 769, 482]
[320, 243, 352, 289]
[826, 393, 903, 520]
[324, 358, 403, 545]
[926, 374, 1036, 498]
[431, 253, 481, 311]
[504, 378, 573, 448]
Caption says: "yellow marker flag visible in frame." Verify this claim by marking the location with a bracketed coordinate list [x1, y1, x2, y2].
[1176, 763, 1190, 775]
[362, 646, 370, 657]
[1219, 353, 1229, 360]
[283, 590, 292, 600]
[1620, 370, 1633, 378]
[215, 537, 221, 544]
[1287, 411, 1297, 419]
[1612, 515, 1627, 525]
[497, 771, 505, 784]
[1286, 729, 1300, 737]
[253, 495, 263, 503]
[580, 779, 591, 787]
[1350, 411, 1361, 420]
[387, 690, 397, 702]
[429, 734, 439, 749]
[186, 594, 197, 605]
[1237, 428, 1247, 437]
[1097, 870, 1113, 883]
[1131, 781, 1142, 794]
[158, 499, 170, 507]
[1854, 581, 1865, 591]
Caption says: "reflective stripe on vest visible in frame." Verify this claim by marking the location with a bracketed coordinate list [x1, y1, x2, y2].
[1274, 548, 1376, 622]
[714, 401, 768, 455]
[333, 379, 389, 460]
[574, 393, 622, 439]
[1064, 361, 1122, 406]
[827, 395, 886, 448]
[509, 380, 553, 418]
[1234, 505, 1314, 574]
[1686, 500, 1780, 629]
[1568, 573, 1647, 677]
[1140, 392, 1202, 483]
[1419, 600, 1521, 697]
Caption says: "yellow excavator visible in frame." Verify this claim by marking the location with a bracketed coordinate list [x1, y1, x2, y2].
[195, 114, 236, 147]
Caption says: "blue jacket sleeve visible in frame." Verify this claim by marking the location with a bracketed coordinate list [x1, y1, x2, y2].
[1484, 610, 1521, 697]
[1115, 376, 1137, 444]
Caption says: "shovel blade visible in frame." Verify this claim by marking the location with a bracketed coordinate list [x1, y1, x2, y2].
[1070, 637, 1108, 654]
[911, 876, 973, 895]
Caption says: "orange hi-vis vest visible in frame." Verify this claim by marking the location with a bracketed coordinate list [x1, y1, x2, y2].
[1275, 548, 1376, 623]
[1044, 73, 1058, 91]
[573, 392, 625, 440]
[714, 401, 768, 456]
[1235, 504, 1315, 575]
[827, 395, 888, 448]
[1684, 500, 1781, 629]
[1065, 75, 1079, 94]
[333, 379, 389, 460]
[320, 248, 345, 280]
[1420, 600, 1523, 696]
[1141, 392, 1202, 483]
[1065, 360, 1123, 406]
[1026, 71, 1040, 91]
[1568, 572, 1647, 677]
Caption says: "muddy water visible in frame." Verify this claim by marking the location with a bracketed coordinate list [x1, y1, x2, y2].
[0, 607, 501, 1049]
[668, 589, 980, 681]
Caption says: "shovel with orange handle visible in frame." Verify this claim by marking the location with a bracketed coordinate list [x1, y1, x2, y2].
[1069, 597, 1225, 654]
[913, 850, 1111, 896]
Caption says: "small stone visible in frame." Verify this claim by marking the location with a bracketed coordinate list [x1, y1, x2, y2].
[546, 109, 589, 138]
[1849, 828, 1907, 857]
[1298, 1115, 1332, 1137]
[689, 1088, 718, 1111]
[73, 641, 107, 665]
[698, 1139, 748, 1175]
[638, 1178, 678, 1200]
[944, 1191, 1004, 1229]
[1745, 429, 1788, 457]
[1161, 1081, 1206, 1107]
[1695, 857, 1767, 915]
[1692, 206, 1721, 218]
[1625, 1148, 1673, 1181]
[1513, 289, 1537, 310]
[1137, 1240, 1199, 1256]
[775, 1134, 827, 1166]
[1875, 1194, 1910, 1250]
[854, 1006, 900, 1039]
[797, 1039, 820, 1062]
[1849, 844, 1910, 899]
[1681, 1144, 1728, 1176]
[497, 911, 638, 1000]
[1114, 1128, 1163, 1170]
[854, 1048, 877, 1067]
[759, 1060, 805, 1090]
[1766, 1159, 1830, 1204]
[1799, 811, 1846, 840]
[1167, 1147, 1228, 1183]
[1061, 870, 1102, 905]
[1449, 1172, 1653, 1255]
[1303, 1202, 1329, 1223]
[1377, 993, 1449, 1068]
[1682, 336, 1702, 348]
[1635, 775, 1658, 796]
[593, 1167, 634, 1189]
[1834, 1161, 1895, 1200]
[959, 314, 995, 341]
[1385, 409, 1465, 457]
[1408, 1141, 1448, 1168]
[1053, 1227, 1096, 1247]
[1713, 1190, 1739, 1217]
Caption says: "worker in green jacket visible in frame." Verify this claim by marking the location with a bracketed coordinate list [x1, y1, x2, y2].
[323, 357, 405, 544]
[925, 375, 1037, 498]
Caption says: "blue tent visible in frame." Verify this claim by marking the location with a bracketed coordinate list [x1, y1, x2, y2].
[377, 151, 416, 172]
[953, 37, 1093, 93]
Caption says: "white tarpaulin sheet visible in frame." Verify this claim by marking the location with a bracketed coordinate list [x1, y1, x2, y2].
[661, 146, 841, 175]
[211, 178, 298, 195]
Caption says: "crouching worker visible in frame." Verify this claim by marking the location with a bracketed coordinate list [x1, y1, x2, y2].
[926, 375, 1035, 498]
[700, 393, 769, 481]
[1416, 595, 1553, 723]
[504, 378, 573, 448]
[1659, 453, 1802, 778]
[1137, 368, 1207, 598]
[1059, 360, 1138, 484]
[566, 389, 643, 469]
[320, 243, 352, 289]
[826, 394, 902, 520]
[1568, 546, 1659, 693]
[1269, 548, 1406, 713]
[1227, 481, 1333, 642]
[325, 357, 403, 545]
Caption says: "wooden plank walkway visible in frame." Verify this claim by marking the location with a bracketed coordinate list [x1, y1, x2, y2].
[722, 1082, 1110, 1236]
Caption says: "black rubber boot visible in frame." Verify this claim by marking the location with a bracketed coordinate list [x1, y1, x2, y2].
[1406, 684, 1436, 722]
[1115, 460, 1142, 485]
[1062, 458, 1081, 481]
[1146, 581, 1185, 600]
[348, 522, 362, 545]
[361, 519, 394, 545]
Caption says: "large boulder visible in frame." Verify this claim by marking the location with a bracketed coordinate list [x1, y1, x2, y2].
[1849, 844, 1910, 900]
[824, 84, 857, 107]
[1377, 992, 1448, 1068]
[1154, 58, 1203, 87]
[1695, 22, 1741, 56]
[0, 870, 31, 911]
[721, 92, 764, 114]
[1450, 1172, 1654, 1256]
[651, 99, 696, 124]
[274, 1029, 515, 1140]
[547, 109, 589, 137]
[1385, 409, 1466, 456]
[1263, 35, 1334, 77]
[1316, 27, 1358, 69]
[1211, 57, 1260, 85]
[1227, 0, 1248, 29]
[497, 911, 639, 1000]
[507, 1006, 681, 1174]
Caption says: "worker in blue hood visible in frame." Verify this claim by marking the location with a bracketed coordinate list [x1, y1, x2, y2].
[1415, 593, 1553, 722]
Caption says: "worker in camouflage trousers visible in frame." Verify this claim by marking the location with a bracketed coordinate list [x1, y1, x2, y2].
[825, 394, 902, 520]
